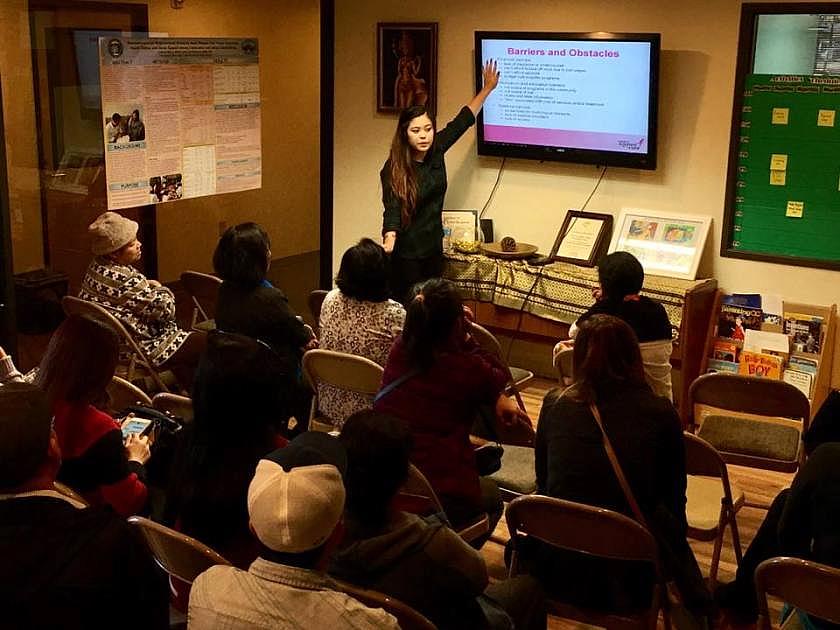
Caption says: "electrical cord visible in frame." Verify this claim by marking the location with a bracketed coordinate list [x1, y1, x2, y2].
[504, 166, 608, 363]
[479, 157, 506, 221]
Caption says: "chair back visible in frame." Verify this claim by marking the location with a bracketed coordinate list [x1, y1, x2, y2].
[107, 376, 153, 412]
[506, 495, 663, 629]
[61, 295, 169, 392]
[553, 346, 574, 385]
[639, 339, 674, 401]
[333, 579, 436, 630]
[683, 431, 730, 481]
[152, 392, 194, 425]
[756, 557, 840, 629]
[180, 271, 221, 326]
[468, 322, 535, 446]
[688, 373, 810, 471]
[308, 289, 329, 328]
[127, 516, 231, 584]
[302, 349, 383, 429]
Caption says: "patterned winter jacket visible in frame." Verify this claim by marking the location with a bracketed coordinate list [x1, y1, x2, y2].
[79, 257, 188, 367]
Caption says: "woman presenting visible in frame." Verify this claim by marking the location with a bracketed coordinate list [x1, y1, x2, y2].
[381, 60, 500, 303]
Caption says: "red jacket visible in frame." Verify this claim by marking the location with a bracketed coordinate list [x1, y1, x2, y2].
[374, 336, 508, 513]
[54, 401, 148, 517]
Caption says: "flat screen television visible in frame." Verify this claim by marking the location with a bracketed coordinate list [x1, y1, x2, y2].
[475, 31, 660, 170]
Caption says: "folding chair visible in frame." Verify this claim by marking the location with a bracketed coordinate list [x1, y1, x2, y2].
[308, 289, 329, 332]
[683, 432, 744, 587]
[401, 463, 491, 545]
[688, 373, 810, 477]
[107, 375, 153, 412]
[333, 579, 436, 630]
[755, 557, 840, 630]
[53, 481, 89, 507]
[180, 271, 221, 332]
[61, 295, 171, 393]
[152, 392, 194, 425]
[507, 495, 668, 630]
[301, 349, 383, 432]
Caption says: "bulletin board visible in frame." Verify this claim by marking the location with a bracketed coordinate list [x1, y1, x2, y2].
[728, 74, 840, 268]
[724, 73, 840, 269]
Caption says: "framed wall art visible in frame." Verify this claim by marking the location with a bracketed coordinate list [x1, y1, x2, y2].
[377, 22, 437, 114]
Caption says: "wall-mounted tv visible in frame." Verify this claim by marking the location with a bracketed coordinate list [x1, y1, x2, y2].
[475, 31, 660, 170]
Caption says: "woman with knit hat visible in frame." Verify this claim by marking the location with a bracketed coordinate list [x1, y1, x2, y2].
[79, 211, 204, 390]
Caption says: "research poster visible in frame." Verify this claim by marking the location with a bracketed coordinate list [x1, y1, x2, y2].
[480, 39, 653, 153]
[99, 37, 261, 210]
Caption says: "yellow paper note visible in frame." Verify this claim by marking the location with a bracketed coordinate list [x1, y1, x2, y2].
[786, 201, 804, 218]
[770, 171, 786, 186]
[818, 109, 836, 127]
[772, 107, 790, 125]
[770, 154, 788, 170]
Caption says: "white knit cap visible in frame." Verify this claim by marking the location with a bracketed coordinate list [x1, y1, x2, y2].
[88, 211, 138, 255]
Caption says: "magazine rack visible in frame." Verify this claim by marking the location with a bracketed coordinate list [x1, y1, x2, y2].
[700, 291, 836, 417]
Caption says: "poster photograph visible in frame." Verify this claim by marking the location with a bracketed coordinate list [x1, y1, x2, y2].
[99, 37, 262, 210]
[610, 209, 711, 280]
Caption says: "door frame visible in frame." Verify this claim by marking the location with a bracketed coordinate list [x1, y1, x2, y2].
[0, 77, 17, 354]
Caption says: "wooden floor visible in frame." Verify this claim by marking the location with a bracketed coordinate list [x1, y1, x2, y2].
[483, 377, 792, 629]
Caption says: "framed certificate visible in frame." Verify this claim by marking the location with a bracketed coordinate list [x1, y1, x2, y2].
[550, 210, 613, 267]
[442, 210, 478, 250]
[610, 209, 712, 280]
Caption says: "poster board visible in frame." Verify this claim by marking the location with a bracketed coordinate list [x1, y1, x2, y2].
[725, 73, 840, 268]
[99, 37, 261, 210]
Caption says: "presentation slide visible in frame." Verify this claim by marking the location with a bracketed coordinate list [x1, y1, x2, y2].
[480, 39, 652, 154]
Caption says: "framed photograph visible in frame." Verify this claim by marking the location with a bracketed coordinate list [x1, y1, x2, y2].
[550, 210, 613, 267]
[377, 22, 437, 114]
[610, 209, 712, 280]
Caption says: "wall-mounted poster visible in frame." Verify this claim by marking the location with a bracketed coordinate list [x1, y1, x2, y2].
[610, 209, 711, 280]
[99, 37, 261, 210]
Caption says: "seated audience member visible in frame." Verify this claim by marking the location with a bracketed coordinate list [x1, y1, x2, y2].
[558, 251, 673, 398]
[374, 278, 530, 536]
[189, 432, 399, 629]
[0, 383, 168, 629]
[332, 410, 545, 630]
[35, 314, 150, 517]
[166, 330, 295, 568]
[528, 314, 711, 617]
[0, 345, 23, 385]
[80, 211, 204, 390]
[213, 222, 316, 425]
[716, 442, 840, 626]
[318, 238, 405, 427]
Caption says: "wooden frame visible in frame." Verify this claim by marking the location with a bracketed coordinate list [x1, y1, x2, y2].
[549, 210, 613, 267]
[377, 22, 438, 114]
[721, 3, 840, 271]
[0, 76, 15, 355]
[610, 208, 712, 280]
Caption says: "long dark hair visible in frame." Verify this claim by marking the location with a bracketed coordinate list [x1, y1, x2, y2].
[387, 105, 436, 228]
[402, 278, 464, 371]
[568, 314, 647, 403]
[35, 314, 119, 407]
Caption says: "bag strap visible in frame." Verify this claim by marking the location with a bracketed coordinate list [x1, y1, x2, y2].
[374, 368, 420, 404]
[588, 402, 650, 529]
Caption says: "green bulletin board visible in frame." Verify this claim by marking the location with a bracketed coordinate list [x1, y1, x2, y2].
[731, 74, 840, 265]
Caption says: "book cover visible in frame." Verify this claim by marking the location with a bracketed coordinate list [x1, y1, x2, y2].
[789, 355, 819, 375]
[783, 369, 813, 399]
[712, 339, 739, 362]
[783, 312, 823, 354]
[707, 359, 740, 374]
[738, 351, 783, 379]
[718, 304, 763, 340]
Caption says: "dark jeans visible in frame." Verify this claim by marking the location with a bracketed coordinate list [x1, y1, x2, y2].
[389, 252, 445, 304]
[160, 330, 206, 392]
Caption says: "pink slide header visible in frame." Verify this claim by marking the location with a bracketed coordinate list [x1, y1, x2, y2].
[484, 124, 647, 153]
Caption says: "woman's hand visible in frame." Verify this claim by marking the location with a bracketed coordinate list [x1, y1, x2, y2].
[481, 59, 500, 92]
[495, 393, 531, 429]
[383, 231, 397, 254]
[125, 434, 151, 465]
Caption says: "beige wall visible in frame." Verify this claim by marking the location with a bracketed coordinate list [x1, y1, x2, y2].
[148, 0, 320, 280]
[0, 1, 45, 274]
[2, 0, 320, 281]
[333, 0, 840, 382]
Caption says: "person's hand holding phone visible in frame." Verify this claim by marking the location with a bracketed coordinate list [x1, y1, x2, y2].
[125, 434, 151, 465]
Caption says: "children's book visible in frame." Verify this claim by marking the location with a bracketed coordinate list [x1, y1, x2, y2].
[718, 304, 762, 340]
[783, 312, 823, 354]
[783, 369, 813, 399]
[707, 359, 740, 374]
[738, 351, 783, 379]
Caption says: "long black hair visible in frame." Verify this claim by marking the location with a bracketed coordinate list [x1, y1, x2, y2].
[387, 105, 436, 227]
[402, 278, 464, 371]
